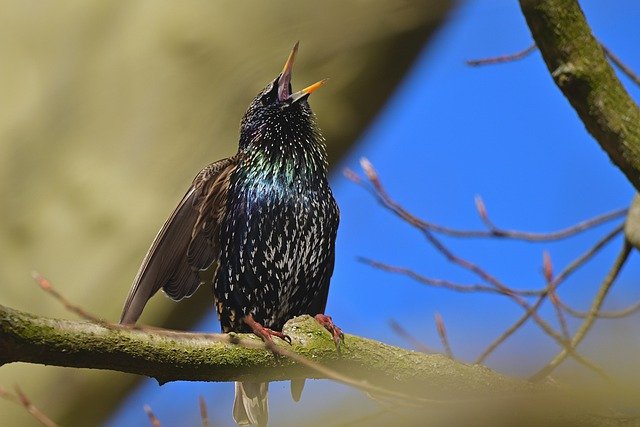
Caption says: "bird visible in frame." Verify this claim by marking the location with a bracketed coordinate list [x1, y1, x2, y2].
[119, 42, 342, 427]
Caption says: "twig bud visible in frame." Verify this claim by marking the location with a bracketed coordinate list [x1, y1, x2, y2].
[543, 251, 554, 283]
[342, 168, 361, 184]
[144, 405, 161, 427]
[31, 271, 51, 290]
[474, 195, 488, 221]
[359, 157, 382, 190]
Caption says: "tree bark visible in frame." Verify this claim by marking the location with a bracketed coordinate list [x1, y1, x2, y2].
[520, 0, 640, 191]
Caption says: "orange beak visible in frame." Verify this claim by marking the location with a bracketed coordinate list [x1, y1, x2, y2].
[278, 42, 327, 103]
[278, 42, 299, 101]
[289, 78, 328, 103]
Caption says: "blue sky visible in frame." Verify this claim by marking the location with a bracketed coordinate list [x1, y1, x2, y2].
[107, 1, 640, 425]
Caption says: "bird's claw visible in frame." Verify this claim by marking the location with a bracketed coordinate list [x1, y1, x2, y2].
[263, 328, 291, 345]
[314, 314, 344, 351]
[243, 315, 292, 345]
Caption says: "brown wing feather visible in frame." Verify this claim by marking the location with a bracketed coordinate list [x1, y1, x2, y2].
[187, 162, 236, 271]
[119, 156, 239, 325]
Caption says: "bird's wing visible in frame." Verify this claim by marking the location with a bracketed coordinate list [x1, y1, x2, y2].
[119, 156, 239, 325]
[186, 155, 238, 275]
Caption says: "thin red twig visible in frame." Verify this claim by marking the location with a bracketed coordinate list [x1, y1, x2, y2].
[199, 396, 210, 427]
[466, 43, 537, 66]
[361, 258, 544, 296]
[558, 299, 640, 319]
[544, 251, 570, 340]
[464, 39, 639, 88]
[602, 45, 640, 87]
[389, 319, 433, 353]
[31, 271, 105, 324]
[0, 386, 58, 427]
[348, 164, 626, 242]
[144, 405, 161, 427]
[435, 313, 454, 359]
[357, 159, 618, 379]
[476, 225, 623, 364]
[530, 242, 632, 381]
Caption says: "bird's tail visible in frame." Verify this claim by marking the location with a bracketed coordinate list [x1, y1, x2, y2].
[290, 378, 305, 402]
[233, 381, 269, 427]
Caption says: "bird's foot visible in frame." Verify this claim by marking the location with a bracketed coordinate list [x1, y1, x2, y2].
[314, 314, 344, 351]
[243, 315, 292, 345]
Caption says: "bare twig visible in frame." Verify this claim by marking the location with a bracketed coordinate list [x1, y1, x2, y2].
[0, 386, 19, 404]
[424, 226, 607, 378]
[435, 313, 454, 359]
[530, 241, 632, 381]
[199, 396, 210, 427]
[343, 167, 362, 185]
[465, 40, 640, 89]
[542, 251, 554, 284]
[549, 290, 570, 340]
[0, 386, 58, 427]
[349, 162, 626, 242]
[544, 251, 570, 340]
[476, 225, 623, 363]
[417, 216, 606, 377]
[389, 319, 433, 353]
[557, 299, 640, 319]
[602, 45, 640, 87]
[144, 405, 161, 427]
[31, 271, 104, 324]
[356, 159, 618, 379]
[361, 258, 543, 296]
[474, 195, 495, 229]
[466, 43, 537, 66]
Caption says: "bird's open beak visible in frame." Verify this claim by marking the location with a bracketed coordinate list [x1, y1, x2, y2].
[278, 42, 298, 101]
[289, 79, 328, 103]
[278, 42, 326, 103]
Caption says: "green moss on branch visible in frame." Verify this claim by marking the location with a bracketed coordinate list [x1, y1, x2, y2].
[0, 303, 522, 396]
[2, 304, 638, 425]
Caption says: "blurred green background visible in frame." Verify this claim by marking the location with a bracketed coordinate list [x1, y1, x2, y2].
[0, 1, 452, 425]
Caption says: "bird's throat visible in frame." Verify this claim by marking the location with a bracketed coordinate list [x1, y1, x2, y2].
[241, 134, 328, 188]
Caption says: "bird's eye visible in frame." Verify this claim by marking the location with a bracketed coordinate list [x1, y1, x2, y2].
[260, 83, 278, 106]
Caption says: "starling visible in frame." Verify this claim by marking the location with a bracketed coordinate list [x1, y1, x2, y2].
[119, 42, 342, 427]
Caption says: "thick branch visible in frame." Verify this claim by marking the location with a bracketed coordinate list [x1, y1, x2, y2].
[3, 304, 639, 425]
[0, 304, 523, 396]
[520, 0, 640, 191]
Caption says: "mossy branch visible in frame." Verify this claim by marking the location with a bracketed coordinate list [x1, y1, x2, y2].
[520, 0, 640, 191]
[0, 304, 523, 396]
[2, 304, 639, 426]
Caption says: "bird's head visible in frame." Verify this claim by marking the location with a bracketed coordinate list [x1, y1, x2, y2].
[239, 42, 326, 149]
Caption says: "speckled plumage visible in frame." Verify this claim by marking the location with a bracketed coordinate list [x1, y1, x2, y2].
[119, 44, 339, 427]
[216, 83, 338, 333]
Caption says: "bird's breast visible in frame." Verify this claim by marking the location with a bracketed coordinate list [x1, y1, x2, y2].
[221, 163, 337, 320]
